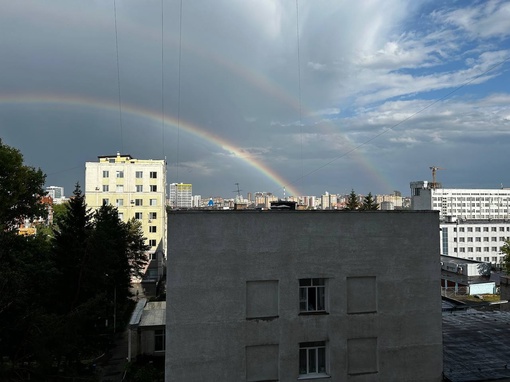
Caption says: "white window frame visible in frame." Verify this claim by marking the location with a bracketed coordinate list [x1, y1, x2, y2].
[150, 171, 157, 179]
[150, 198, 157, 206]
[136, 185, 143, 192]
[150, 185, 158, 192]
[116, 170, 124, 178]
[102, 185, 109, 192]
[135, 199, 143, 206]
[149, 239, 157, 247]
[149, 212, 157, 220]
[134, 212, 143, 220]
[299, 341, 327, 377]
[299, 278, 326, 313]
[154, 329, 165, 352]
[102, 170, 109, 178]
[149, 226, 157, 233]
[116, 199, 124, 207]
[135, 171, 143, 178]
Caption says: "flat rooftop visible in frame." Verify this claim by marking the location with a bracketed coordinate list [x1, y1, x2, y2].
[443, 310, 510, 381]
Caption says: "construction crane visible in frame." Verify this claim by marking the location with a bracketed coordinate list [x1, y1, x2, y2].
[233, 183, 243, 201]
[429, 166, 444, 189]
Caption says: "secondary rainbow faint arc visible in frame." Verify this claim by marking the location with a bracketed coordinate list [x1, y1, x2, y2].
[0, 94, 301, 196]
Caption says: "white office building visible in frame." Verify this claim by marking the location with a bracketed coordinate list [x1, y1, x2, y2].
[169, 183, 192, 209]
[411, 181, 510, 265]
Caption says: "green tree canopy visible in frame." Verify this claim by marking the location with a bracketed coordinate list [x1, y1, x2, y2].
[0, 139, 46, 230]
[344, 189, 359, 211]
[360, 192, 379, 211]
[502, 239, 510, 274]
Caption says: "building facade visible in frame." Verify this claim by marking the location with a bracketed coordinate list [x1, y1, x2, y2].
[169, 183, 192, 209]
[85, 153, 167, 256]
[411, 181, 510, 265]
[166, 210, 443, 382]
[46, 185, 66, 204]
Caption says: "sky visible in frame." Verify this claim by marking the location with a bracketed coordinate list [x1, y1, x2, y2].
[1, 0, 510, 198]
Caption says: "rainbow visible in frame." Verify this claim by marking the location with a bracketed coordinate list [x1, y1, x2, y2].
[0, 94, 302, 196]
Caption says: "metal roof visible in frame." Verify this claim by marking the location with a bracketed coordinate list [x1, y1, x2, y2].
[139, 301, 166, 327]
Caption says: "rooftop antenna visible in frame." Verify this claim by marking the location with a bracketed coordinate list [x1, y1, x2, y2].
[283, 186, 286, 200]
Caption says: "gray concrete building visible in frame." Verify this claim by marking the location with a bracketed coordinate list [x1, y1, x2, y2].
[166, 210, 443, 382]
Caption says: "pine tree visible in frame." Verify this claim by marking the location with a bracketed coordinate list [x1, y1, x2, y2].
[344, 189, 359, 210]
[361, 192, 379, 211]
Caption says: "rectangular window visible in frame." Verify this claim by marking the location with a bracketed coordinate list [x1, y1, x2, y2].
[500, 227, 505, 232]
[475, 227, 481, 232]
[468, 248, 473, 252]
[467, 237, 473, 242]
[459, 227, 465, 232]
[116, 185, 124, 192]
[299, 341, 327, 376]
[484, 247, 489, 252]
[150, 185, 158, 192]
[492, 257, 498, 262]
[154, 329, 165, 352]
[476, 257, 481, 261]
[459, 237, 465, 242]
[149, 212, 157, 220]
[102, 185, 109, 192]
[116, 170, 124, 178]
[468, 227, 473, 232]
[483, 227, 489, 232]
[475, 237, 481, 242]
[135, 199, 143, 206]
[135, 171, 143, 178]
[118, 212, 124, 220]
[150, 171, 157, 179]
[102, 170, 109, 178]
[492, 227, 497, 232]
[476, 247, 481, 252]
[150, 198, 157, 206]
[116, 199, 123, 207]
[149, 226, 157, 233]
[492, 237, 497, 242]
[483, 237, 489, 242]
[102, 198, 109, 205]
[136, 185, 143, 192]
[299, 278, 326, 312]
[149, 239, 157, 247]
[135, 212, 143, 220]
[492, 247, 498, 251]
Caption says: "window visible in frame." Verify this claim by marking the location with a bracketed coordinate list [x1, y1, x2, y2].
[299, 341, 327, 377]
[476, 257, 481, 261]
[492, 247, 498, 251]
[116, 199, 123, 207]
[135, 212, 143, 220]
[108, 158, 115, 163]
[459, 227, 465, 232]
[483, 237, 489, 242]
[483, 227, 489, 232]
[492, 237, 497, 242]
[149, 212, 157, 220]
[468, 248, 473, 252]
[492, 257, 498, 262]
[467, 237, 473, 242]
[484, 247, 489, 252]
[476, 247, 481, 252]
[468, 227, 473, 232]
[500, 227, 506, 232]
[492, 227, 497, 232]
[501, 237, 506, 241]
[118, 212, 124, 220]
[475, 227, 481, 232]
[459, 237, 465, 242]
[135, 199, 143, 206]
[150, 171, 157, 179]
[150, 185, 158, 192]
[475, 237, 481, 242]
[299, 278, 326, 312]
[102, 185, 109, 192]
[154, 329, 165, 352]
[116, 170, 124, 178]
[102, 170, 109, 178]
[102, 198, 109, 205]
[149, 239, 157, 247]
[149, 226, 157, 233]
[453, 248, 457, 252]
[135, 171, 143, 178]
[116, 185, 124, 192]
[150, 198, 157, 206]
[136, 185, 143, 192]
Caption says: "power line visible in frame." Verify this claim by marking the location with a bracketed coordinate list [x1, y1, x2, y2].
[113, 0, 124, 153]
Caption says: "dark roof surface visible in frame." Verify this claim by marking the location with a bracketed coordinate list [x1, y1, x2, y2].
[443, 310, 510, 381]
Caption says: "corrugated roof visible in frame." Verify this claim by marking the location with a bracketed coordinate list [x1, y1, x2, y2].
[139, 301, 166, 327]
[129, 298, 147, 327]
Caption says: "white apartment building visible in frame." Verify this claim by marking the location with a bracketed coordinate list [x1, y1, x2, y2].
[411, 181, 510, 265]
[411, 181, 510, 220]
[169, 183, 192, 209]
[85, 153, 167, 257]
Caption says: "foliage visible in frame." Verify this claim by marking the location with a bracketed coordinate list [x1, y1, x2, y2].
[0, 139, 46, 231]
[344, 189, 359, 211]
[0, 143, 150, 379]
[502, 239, 510, 274]
[360, 192, 379, 211]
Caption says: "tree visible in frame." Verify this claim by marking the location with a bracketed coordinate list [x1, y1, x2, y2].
[502, 239, 510, 273]
[0, 139, 46, 231]
[344, 189, 359, 210]
[360, 192, 379, 211]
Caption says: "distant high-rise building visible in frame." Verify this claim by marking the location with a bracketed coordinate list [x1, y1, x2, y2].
[85, 153, 167, 257]
[46, 186, 65, 204]
[169, 183, 192, 208]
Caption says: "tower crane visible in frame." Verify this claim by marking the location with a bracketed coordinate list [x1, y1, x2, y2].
[429, 166, 444, 189]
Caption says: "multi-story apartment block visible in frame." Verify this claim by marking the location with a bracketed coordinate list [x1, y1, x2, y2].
[85, 153, 167, 257]
[411, 181, 510, 220]
[166, 210, 443, 381]
[169, 183, 192, 209]
[411, 181, 510, 265]
[376, 191, 403, 210]
[320, 192, 337, 210]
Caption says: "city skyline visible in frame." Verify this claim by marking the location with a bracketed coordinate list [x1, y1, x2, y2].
[2, 1, 510, 197]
